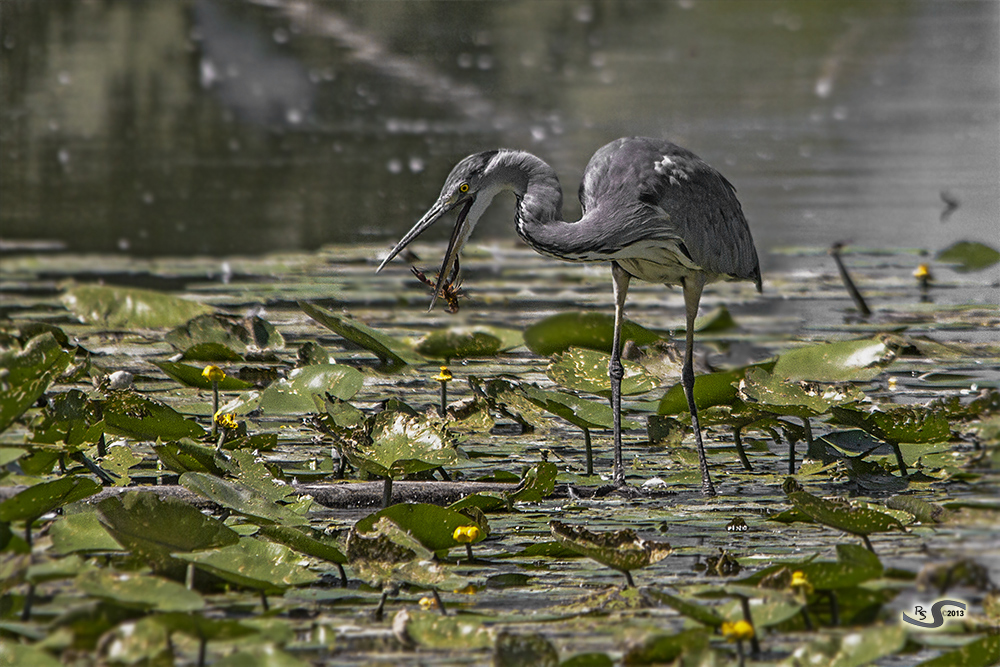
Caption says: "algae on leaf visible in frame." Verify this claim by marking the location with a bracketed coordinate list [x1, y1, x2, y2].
[62, 283, 214, 328]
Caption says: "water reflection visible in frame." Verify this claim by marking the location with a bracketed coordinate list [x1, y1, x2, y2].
[1, 0, 997, 263]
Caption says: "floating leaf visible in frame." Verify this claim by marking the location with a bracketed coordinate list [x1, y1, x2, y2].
[153, 438, 226, 475]
[771, 338, 896, 382]
[256, 525, 347, 564]
[691, 305, 737, 333]
[507, 461, 558, 503]
[0, 476, 100, 524]
[936, 241, 1000, 272]
[299, 300, 420, 369]
[0, 333, 75, 432]
[914, 634, 1000, 667]
[622, 629, 710, 665]
[153, 361, 251, 390]
[96, 492, 239, 570]
[220, 364, 363, 416]
[518, 384, 639, 430]
[342, 411, 459, 480]
[494, 631, 560, 667]
[174, 537, 318, 592]
[62, 283, 213, 328]
[0, 643, 62, 667]
[885, 496, 951, 524]
[164, 313, 284, 357]
[777, 623, 906, 667]
[415, 327, 503, 358]
[152, 612, 258, 642]
[355, 503, 488, 552]
[524, 311, 660, 356]
[49, 511, 123, 555]
[550, 521, 671, 581]
[102, 390, 205, 441]
[179, 472, 308, 526]
[397, 610, 493, 649]
[213, 647, 311, 667]
[548, 347, 658, 397]
[645, 589, 725, 628]
[739, 366, 865, 416]
[784, 485, 905, 537]
[831, 406, 951, 445]
[658, 362, 774, 415]
[27, 389, 104, 447]
[76, 569, 204, 612]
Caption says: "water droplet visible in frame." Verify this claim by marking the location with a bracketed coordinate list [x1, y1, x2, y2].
[408, 157, 425, 173]
[387, 158, 403, 174]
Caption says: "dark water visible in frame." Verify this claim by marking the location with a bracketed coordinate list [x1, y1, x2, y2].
[2, 0, 997, 268]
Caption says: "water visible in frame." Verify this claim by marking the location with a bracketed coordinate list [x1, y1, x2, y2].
[2, 0, 998, 272]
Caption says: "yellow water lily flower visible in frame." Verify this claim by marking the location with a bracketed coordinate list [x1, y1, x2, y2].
[721, 620, 754, 642]
[790, 570, 814, 595]
[202, 365, 226, 382]
[453, 525, 480, 543]
[433, 366, 453, 383]
[215, 413, 239, 430]
[418, 596, 437, 610]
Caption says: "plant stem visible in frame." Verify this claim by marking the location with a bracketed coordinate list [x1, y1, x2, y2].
[186, 563, 195, 590]
[374, 589, 388, 621]
[439, 379, 447, 417]
[584, 427, 593, 476]
[739, 595, 761, 656]
[623, 570, 636, 588]
[828, 590, 840, 626]
[260, 590, 269, 612]
[432, 589, 447, 616]
[21, 584, 35, 621]
[336, 563, 348, 588]
[211, 380, 219, 435]
[733, 426, 752, 471]
[829, 243, 872, 317]
[862, 534, 875, 553]
[382, 477, 393, 508]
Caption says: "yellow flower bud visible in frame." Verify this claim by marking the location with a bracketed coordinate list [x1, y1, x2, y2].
[215, 413, 239, 430]
[790, 570, 814, 595]
[418, 596, 437, 610]
[721, 620, 754, 642]
[452, 525, 480, 544]
[433, 366, 453, 383]
[202, 365, 226, 382]
[913, 264, 932, 280]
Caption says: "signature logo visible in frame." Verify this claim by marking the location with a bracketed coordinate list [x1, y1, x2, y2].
[901, 599, 967, 629]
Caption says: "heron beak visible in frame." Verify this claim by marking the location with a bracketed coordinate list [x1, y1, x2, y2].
[377, 195, 476, 311]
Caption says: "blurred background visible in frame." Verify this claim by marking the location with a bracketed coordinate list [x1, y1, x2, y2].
[1, 0, 997, 269]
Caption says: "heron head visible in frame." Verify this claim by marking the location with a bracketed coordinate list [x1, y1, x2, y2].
[376, 151, 501, 309]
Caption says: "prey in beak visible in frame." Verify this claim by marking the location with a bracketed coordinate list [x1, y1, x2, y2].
[377, 194, 477, 312]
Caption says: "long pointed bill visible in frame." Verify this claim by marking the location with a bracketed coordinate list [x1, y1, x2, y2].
[376, 198, 452, 273]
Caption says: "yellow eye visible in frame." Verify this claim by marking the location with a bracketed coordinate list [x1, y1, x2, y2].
[459, 183, 469, 193]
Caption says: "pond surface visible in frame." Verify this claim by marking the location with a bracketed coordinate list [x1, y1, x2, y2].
[2, 0, 998, 270]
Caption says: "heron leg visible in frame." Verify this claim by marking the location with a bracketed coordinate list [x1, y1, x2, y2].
[610, 263, 631, 486]
[681, 274, 716, 497]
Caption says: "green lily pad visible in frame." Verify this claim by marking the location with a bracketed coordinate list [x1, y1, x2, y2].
[76, 569, 204, 612]
[524, 311, 660, 356]
[102, 390, 205, 441]
[214, 647, 311, 667]
[831, 406, 951, 444]
[28, 389, 104, 447]
[644, 589, 725, 627]
[220, 364, 364, 416]
[494, 631, 560, 667]
[49, 511, 123, 555]
[355, 503, 488, 552]
[771, 338, 896, 382]
[346, 518, 471, 590]
[776, 623, 906, 667]
[62, 283, 214, 328]
[621, 628, 710, 665]
[179, 472, 308, 526]
[0, 333, 75, 433]
[398, 610, 493, 650]
[256, 525, 347, 564]
[153, 361, 252, 390]
[658, 362, 774, 415]
[95, 492, 240, 569]
[550, 520, 671, 578]
[518, 384, 639, 430]
[174, 537, 318, 592]
[740, 544, 883, 590]
[300, 300, 420, 369]
[935, 241, 1000, 272]
[885, 496, 951, 524]
[0, 643, 62, 667]
[784, 483, 905, 537]
[415, 327, 503, 358]
[548, 347, 658, 398]
[691, 305, 737, 333]
[342, 411, 459, 480]
[152, 612, 258, 641]
[738, 366, 865, 416]
[165, 313, 285, 357]
[153, 438, 227, 475]
[0, 476, 101, 524]
[914, 634, 1000, 667]
[507, 461, 558, 503]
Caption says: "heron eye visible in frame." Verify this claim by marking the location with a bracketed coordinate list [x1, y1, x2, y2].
[459, 183, 470, 193]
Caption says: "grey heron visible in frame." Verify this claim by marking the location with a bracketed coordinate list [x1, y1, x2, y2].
[377, 137, 762, 495]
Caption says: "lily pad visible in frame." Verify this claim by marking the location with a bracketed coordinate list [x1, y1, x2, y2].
[355, 503, 488, 552]
[0, 333, 75, 433]
[777, 623, 906, 667]
[519, 384, 639, 431]
[179, 472, 308, 526]
[219, 364, 364, 416]
[415, 327, 503, 358]
[0, 476, 101, 524]
[914, 634, 1000, 667]
[739, 367, 865, 416]
[62, 283, 214, 328]
[164, 313, 284, 357]
[935, 241, 1000, 272]
[299, 300, 420, 369]
[550, 520, 671, 582]
[49, 511, 123, 555]
[153, 438, 226, 475]
[622, 628, 710, 665]
[28, 389, 104, 447]
[548, 347, 658, 397]
[524, 311, 660, 355]
[784, 483, 905, 537]
[174, 537, 318, 592]
[76, 569, 204, 612]
[771, 338, 896, 382]
[102, 390, 205, 441]
[507, 461, 558, 503]
[342, 411, 459, 480]
[494, 631, 560, 667]
[153, 361, 252, 390]
[256, 525, 347, 564]
[95, 492, 240, 569]
[397, 610, 493, 650]
[658, 362, 774, 415]
[831, 406, 951, 444]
